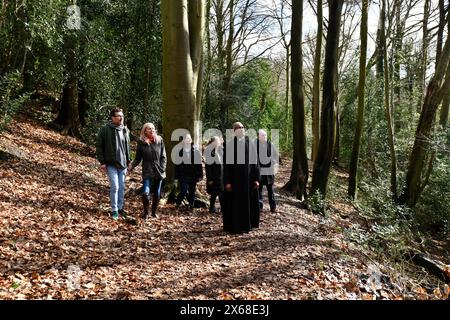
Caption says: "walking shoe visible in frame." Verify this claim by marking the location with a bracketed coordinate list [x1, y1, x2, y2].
[209, 207, 217, 214]
[118, 209, 127, 219]
[111, 211, 119, 220]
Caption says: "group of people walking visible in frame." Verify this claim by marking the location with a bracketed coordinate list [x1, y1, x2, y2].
[96, 108, 279, 234]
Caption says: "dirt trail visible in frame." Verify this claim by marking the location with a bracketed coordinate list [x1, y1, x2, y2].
[0, 118, 446, 299]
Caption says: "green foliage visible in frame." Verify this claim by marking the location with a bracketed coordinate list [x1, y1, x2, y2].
[351, 179, 416, 255]
[338, 37, 448, 242]
[0, 0, 163, 144]
[203, 58, 290, 152]
[414, 130, 450, 237]
[229, 60, 271, 127]
[0, 71, 28, 131]
[343, 224, 370, 247]
[338, 69, 359, 163]
[0, 0, 66, 87]
[76, 0, 162, 144]
[308, 189, 327, 216]
[0, 0, 447, 243]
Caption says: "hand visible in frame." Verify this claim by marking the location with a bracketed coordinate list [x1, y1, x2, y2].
[100, 164, 107, 173]
[127, 164, 133, 171]
[253, 181, 259, 189]
[225, 184, 232, 192]
[208, 181, 213, 185]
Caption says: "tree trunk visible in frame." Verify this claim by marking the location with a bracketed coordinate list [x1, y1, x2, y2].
[439, 91, 449, 127]
[283, 0, 308, 202]
[436, 0, 445, 64]
[21, 40, 35, 93]
[348, 0, 368, 199]
[78, 80, 89, 127]
[399, 34, 450, 207]
[189, 0, 205, 146]
[438, 0, 449, 127]
[202, 0, 212, 123]
[57, 32, 82, 139]
[381, 0, 398, 199]
[285, 45, 290, 145]
[162, 0, 205, 182]
[375, 3, 384, 77]
[417, 0, 430, 113]
[143, 0, 158, 110]
[333, 96, 340, 165]
[311, 0, 323, 163]
[392, 0, 401, 100]
[219, 0, 234, 131]
[310, 0, 343, 202]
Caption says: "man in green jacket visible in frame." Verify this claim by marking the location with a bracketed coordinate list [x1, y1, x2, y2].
[96, 107, 131, 220]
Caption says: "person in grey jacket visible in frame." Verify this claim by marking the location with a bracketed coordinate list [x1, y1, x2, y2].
[96, 108, 131, 220]
[129, 123, 166, 219]
[256, 129, 279, 213]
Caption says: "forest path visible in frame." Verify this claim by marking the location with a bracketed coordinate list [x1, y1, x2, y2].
[0, 117, 443, 299]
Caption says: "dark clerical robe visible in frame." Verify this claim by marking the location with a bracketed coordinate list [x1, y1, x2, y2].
[222, 136, 260, 234]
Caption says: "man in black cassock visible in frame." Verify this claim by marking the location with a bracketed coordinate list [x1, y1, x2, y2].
[222, 122, 261, 234]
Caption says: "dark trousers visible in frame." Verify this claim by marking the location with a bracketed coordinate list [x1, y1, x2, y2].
[258, 184, 276, 211]
[209, 192, 224, 213]
[177, 180, 197, 206]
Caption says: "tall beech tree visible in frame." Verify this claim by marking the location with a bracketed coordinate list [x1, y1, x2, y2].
[348, 0, 368, 199]
[311, 0, 343, 202]
[381, 0, 398, 199]
[311, 0, 323, 164]
[283, 0, 308, 202]
[162, 0, 205, 181]
[417, 0, 430, 113]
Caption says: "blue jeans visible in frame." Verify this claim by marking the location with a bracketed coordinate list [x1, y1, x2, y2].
[143, 178, 162, 198]
[106, 165, 127, 212]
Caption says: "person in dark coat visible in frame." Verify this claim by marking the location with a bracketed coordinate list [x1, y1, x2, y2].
[204, 136, 224, 214]
[256, 129, 279, 213]
[95, 107, 131, 220]
[222, 122, 260, 234]
[175, 133, 203, 210]
[129, 123, 166, 219]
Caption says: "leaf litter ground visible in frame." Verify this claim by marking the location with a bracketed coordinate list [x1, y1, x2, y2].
[0, 117, 447, 300]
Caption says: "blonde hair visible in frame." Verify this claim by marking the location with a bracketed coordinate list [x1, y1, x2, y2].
[140, 123, 160, 143]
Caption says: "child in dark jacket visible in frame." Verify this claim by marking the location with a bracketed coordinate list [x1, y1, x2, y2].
[175, 134, 203, 209]
[204, 136, 224, 214]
